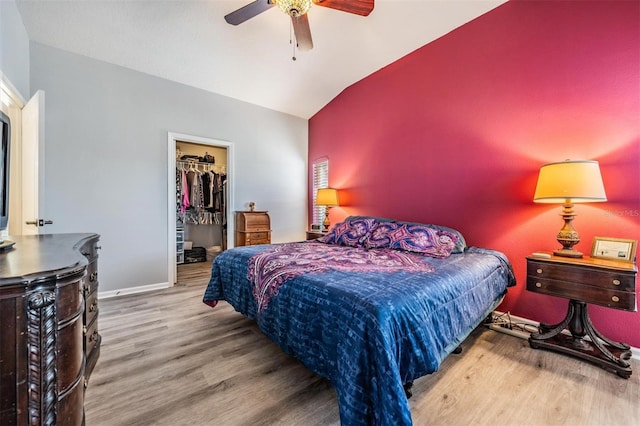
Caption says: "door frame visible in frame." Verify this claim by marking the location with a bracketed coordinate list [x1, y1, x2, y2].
[167, 132, 235, 285]
[20, 90, 46, 235]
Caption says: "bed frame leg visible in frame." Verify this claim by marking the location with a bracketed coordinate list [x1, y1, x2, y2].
[453, 345, 463, 354]
[403, 381, 414, 399]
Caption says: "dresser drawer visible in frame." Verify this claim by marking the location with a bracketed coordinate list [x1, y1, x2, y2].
[84, 317, 100, 354]
[55, 279, 84, 321]
[57, 315, 85, 393]
[246, 232, 270, 245]
[236, 211, 271, 231]
[83, 261, 99, 294]
[244, 215, 270, 231]
[526, 276, 636, 311]
[83, 289, 99, 325]
[528, 261, 635, 291]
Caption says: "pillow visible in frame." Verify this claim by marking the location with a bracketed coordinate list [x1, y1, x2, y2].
[360, 222, 398, 249]
[400, 221, 467, 254]
[317, 217, 376, 247]
[363, 222, 460, 258]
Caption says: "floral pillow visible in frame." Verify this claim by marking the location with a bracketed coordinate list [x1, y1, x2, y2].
[317, 217, 376, 247]
[363, 222, 460, 258]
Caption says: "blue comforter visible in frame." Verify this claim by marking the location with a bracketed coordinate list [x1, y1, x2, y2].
[203, 242, 515, 425]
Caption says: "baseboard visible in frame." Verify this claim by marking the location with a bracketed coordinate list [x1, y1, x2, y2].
[99, 282, 172, 299]
[490, 310, 640, 362]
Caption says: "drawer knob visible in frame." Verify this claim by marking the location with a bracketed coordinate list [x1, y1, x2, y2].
[612, 296, 620, 303]
[612, 279, 621, 286]
[90, 272, 98, 282]
[536, 268, 543, 274]
[535, 282, 542, 288]
[89, 302, 98, 312]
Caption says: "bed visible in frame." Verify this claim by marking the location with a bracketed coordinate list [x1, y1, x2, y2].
[203, 216, 516, 425]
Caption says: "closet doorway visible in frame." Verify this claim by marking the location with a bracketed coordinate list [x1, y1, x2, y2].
[167, 132, 234, 286]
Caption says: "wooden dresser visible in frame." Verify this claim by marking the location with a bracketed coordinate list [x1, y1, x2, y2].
[0, 233, 101, 425]
[235, 211, 271, 246]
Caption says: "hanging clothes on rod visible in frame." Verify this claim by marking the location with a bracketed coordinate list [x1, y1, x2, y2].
[176, 160, 227, 226]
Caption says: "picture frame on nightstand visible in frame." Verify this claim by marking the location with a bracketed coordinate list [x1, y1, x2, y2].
[591, 237, 637, 263]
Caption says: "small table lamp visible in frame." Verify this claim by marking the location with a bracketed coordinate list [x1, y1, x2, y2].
[533, 160, 607, 258]
[316, 188, 339, 231]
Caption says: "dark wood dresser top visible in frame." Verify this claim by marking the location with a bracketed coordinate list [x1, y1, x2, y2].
[0, 233, 98, 286]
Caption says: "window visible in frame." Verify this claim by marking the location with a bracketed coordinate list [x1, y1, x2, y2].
[312, 158, 329, 226]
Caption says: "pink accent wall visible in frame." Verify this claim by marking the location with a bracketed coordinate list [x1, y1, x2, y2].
[309, 0, 640, 347]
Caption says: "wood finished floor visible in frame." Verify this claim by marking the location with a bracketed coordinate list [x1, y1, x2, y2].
[85, 261, 640, 425]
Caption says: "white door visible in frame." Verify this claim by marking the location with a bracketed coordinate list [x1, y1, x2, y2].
[21, 90, 48, 235]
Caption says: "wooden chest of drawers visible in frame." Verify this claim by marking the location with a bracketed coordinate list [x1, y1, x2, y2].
[0, 233, 101, 425]
[235, 211, 271, 246]
[80, 236, 101, 381]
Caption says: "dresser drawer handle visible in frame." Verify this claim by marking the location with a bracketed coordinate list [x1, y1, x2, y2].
[89, 302, 98, 312]
[611, 296, 620, 303]
[90, 272, 98, 282]
[90, 331, 99, 342]
[535, 282, 542, 288]
[536, 268, 543, 274]
[612, 279, 621, 286]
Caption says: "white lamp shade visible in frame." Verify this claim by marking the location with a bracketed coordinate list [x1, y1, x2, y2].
[533, 160, 607, 203]
[316, 188, 339, 206]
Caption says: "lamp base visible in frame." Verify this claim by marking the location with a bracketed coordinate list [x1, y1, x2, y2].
[323, 211, 331, 231]
[553, 248, 583, 258]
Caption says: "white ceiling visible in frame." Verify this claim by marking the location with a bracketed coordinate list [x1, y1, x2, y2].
[15, 0, 507, 119]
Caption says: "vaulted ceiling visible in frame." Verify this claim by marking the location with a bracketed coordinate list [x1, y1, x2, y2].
[15, 0, 507, 119]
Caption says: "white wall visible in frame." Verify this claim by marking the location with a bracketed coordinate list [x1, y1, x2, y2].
[0, 0, 30, 100]
[30, 42, 308, 292]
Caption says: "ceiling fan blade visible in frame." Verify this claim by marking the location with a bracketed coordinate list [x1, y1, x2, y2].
[225, 0, 274, 25]
[291, 14, 313, 51]
[313, 0, 374, 16]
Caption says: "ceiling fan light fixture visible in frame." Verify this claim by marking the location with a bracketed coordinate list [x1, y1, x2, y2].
[276, 0, 312, 17]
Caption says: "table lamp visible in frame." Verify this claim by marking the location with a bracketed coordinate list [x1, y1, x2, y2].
[533, 160, 607, 258]
[315, 188, 339, 231]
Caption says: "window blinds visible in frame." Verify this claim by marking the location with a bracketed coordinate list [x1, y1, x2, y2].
[312, 158, 329, 226]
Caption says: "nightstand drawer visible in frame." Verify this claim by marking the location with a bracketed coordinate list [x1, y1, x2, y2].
[306, 231, 326, 240]
[527, 261, 635, 291]
[527, 276, 636, 311]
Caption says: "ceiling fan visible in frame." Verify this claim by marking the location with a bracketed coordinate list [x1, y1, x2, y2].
[224, 0, 375, 51]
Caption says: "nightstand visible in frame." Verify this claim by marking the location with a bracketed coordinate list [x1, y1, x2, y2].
[526, 253, 637, 378]
[306, 230, 326, 240]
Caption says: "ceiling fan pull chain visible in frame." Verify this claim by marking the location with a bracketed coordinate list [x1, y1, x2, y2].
[290, 20, 297, 61]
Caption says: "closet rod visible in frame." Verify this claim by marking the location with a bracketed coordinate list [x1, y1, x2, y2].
[177, 160, 226, 174]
